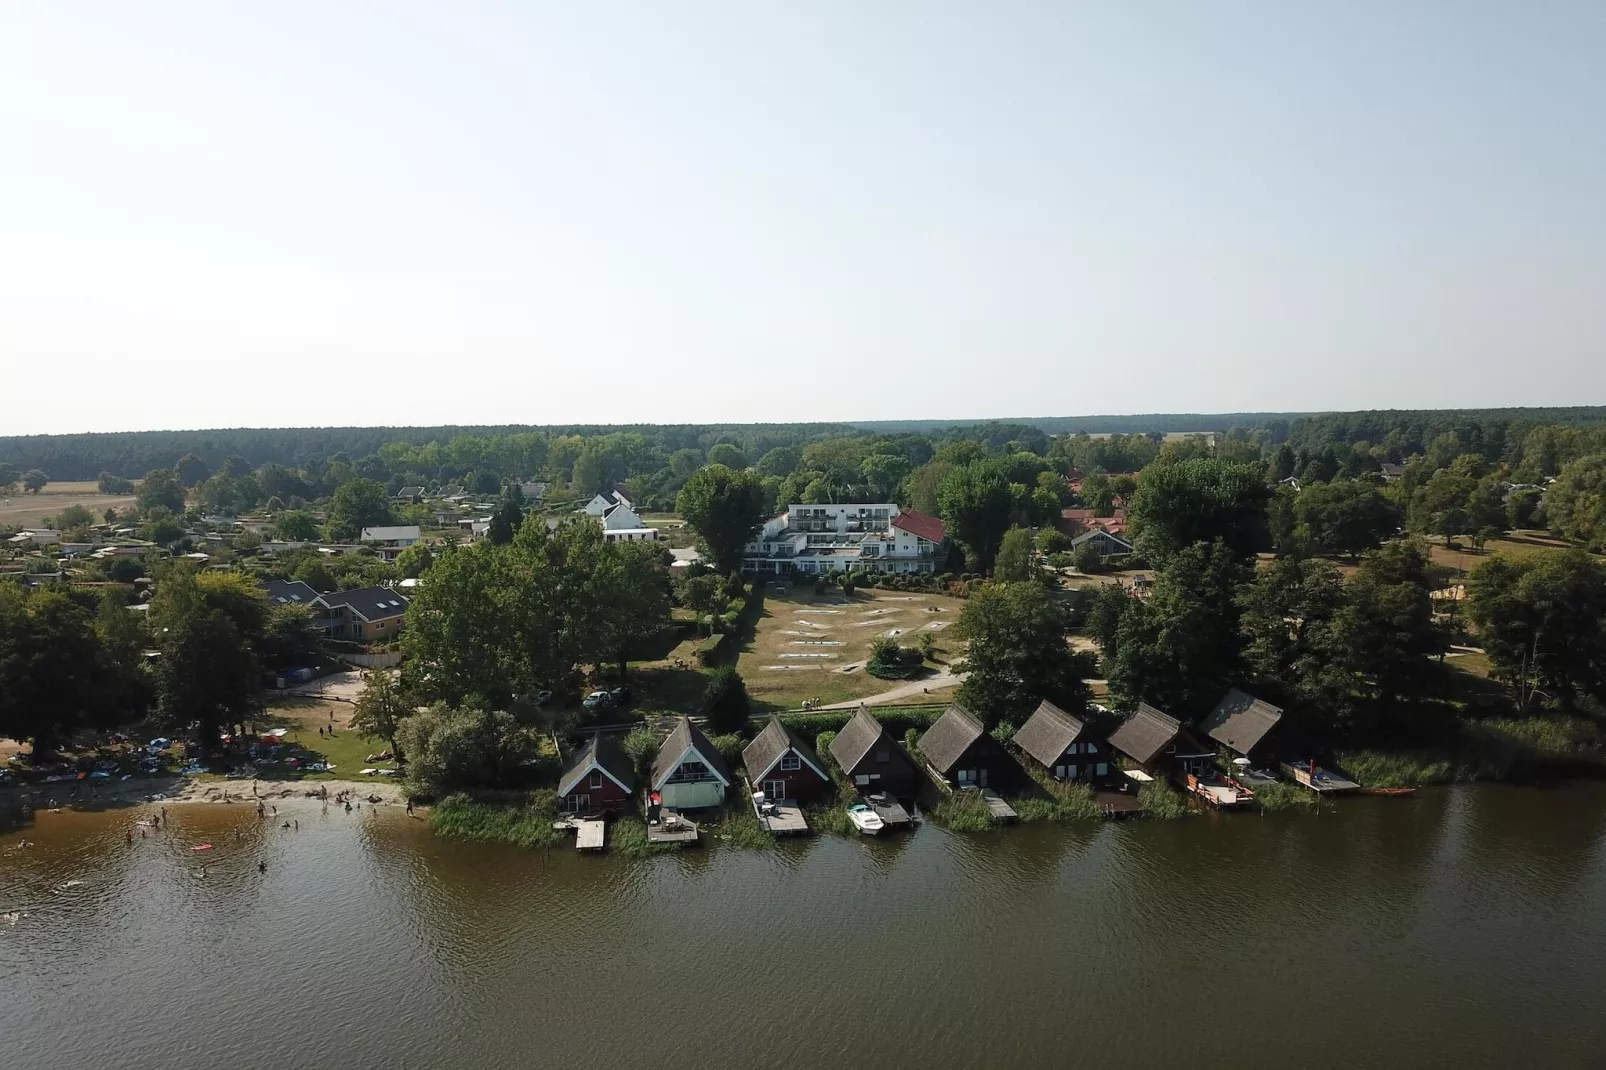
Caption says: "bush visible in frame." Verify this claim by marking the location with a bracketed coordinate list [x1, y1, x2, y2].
[842, 579, 856, 597]
[702, 668, 751, 735]
[904, 727, 920, 752]
[929, 790, 992, 831]
[708, 733, 746, 766]
[867, 637, 925, 680]
[1014, 781, 1101, 822]
[815, 731, 836, 760]
[1138, 778, 1187, 819]
[622, 726, 659, 777]
[694, 633, 726, 666]
[428, 790, 558, 848]
[813, 578, 826, 595]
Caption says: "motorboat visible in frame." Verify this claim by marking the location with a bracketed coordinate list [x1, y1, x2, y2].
[846, 802, 885, 835]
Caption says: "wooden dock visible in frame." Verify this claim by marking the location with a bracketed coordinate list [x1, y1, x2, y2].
[645, 811, 700, 846]
[863, 792, 912, 829]
[1281, 762, 1360, 795]
[754, 796, 811, 836]
[979, 788, 1018, 822]
[575, 817, 606, 851]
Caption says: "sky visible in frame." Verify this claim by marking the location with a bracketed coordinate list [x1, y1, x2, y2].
[2, 1, 1604, 435]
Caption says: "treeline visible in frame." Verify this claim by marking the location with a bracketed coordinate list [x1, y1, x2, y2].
[0, 567, 326, 757]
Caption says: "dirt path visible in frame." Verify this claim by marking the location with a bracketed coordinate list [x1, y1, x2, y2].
[818, 666, 963, 710]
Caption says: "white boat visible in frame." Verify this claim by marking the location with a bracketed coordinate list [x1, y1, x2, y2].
[846, 802, 885, 835]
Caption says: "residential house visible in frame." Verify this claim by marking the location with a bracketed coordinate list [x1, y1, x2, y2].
[1379, 463, 1405, 481]
[1070, 529, 1133, 558]
[316, 586, 409, 642]
[458, 516, 493, 541]
[1201, 689, 1283, 764]
[650, 717, 733, 810]
[1012, 699, 1114, 782]
[583, 490, 632, 517]
[742, 503, 946, 576]
[1107, 703, 1214, 781]
[668, 547, 704, 573]
[1055, 509, 1128, 539]
[359, 525, 421, 547]
[9, 529, 61, 547]
[918, 703, 1021, 791]
[393, 486, 424, 504]
[557, 732, 635, 815]
[742, 716, 831, 803]
[436, 484, 465, 499]
[260, 579, 326, 609]
[519, 481, 547, 504]
[828, 706, 921, 797]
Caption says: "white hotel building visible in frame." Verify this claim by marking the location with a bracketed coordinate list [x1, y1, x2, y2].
[741, 503, 947, 577]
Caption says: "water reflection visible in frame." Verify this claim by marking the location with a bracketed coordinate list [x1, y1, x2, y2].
[4, 785, 1606, 1070]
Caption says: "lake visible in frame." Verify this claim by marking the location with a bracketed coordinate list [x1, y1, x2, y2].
[4, 783, 1606, 1069]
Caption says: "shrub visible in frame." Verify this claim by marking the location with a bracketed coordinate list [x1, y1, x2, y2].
[815, 731, 836, 759]
[428, 790, 558, 848]
[867, 638, 924, 679]
[694, 633, 726, 666]
[904, 727, 920, 752]
[929, 789, 992, 831]
[842, 579, 856, 597]
[708, 732, 746, 766]
[813, 578, 826, 595]
[621, 726, 659, 777]
[1138, 779, 1187, 819]
[702, 668, 751, 735]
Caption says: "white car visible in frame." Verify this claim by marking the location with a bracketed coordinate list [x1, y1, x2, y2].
[846, 802, 885, 835]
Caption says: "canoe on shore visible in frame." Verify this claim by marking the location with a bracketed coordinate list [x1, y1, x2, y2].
[1358, 787, 1417, 797]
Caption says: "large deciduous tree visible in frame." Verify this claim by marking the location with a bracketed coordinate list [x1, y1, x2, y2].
[136, 468, 187, 514]
[675, 464, 770, 574]
[1292, 478, 1403, 559]
[1467, 550, 1606, 710]
[325, 478, 394, 542]
[1544, 453, 1606, 550]
[1127, 459, 1269, 567]
[174, 453, 211, 487]
[351, 669, 414, 759]
[937, 459, 1014, 573]
[953, 581, 1091, 728]
[22, 469, 48, 494]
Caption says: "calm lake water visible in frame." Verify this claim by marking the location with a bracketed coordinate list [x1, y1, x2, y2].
[4, 784, 1606, 1069]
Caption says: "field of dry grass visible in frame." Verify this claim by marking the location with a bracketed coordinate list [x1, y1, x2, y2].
[1428, 530, 1595, 576]
[0, 480, 139, 527]
[731, 587, 967, 710]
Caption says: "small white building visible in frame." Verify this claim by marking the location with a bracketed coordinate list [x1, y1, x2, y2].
[359, 525, 421, 547]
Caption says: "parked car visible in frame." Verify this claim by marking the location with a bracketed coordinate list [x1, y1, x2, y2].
[608, 685, 632, 706]
[582, 690, 614, 711]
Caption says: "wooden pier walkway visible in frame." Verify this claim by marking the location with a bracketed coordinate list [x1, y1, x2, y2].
[1281, 762, 1360, 795]
[645, 810, 700, 846]
[754, 796, 811, 836]
[979, 788, 1018, 822]
[863, 793, 912, 829]
[575, 818, 606, 851]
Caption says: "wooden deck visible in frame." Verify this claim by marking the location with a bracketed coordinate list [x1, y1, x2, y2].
[1092, 788, 1143, 816]
[1281, 762, 1360, 794]
[862, 792, 912, 828]
[645, 811, 700, 845]
[575, 817, 606, 851]
[754, 796, 811, 836]
[979, 788, 1018, 822]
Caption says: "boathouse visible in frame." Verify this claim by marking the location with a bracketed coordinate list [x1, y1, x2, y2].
[557, 731, 635, 816]
[650, 717, 733, 810]
[829, 705, 921, 798]
[743, 716, 830, 803]
[1202, 689, 1283, 763]
[1012, 700, 1113, 783]
[1107, 703, 1214, 781]
[918, 703, 1021, 792]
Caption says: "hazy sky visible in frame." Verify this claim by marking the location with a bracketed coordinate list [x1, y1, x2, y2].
[3, 1, 1603, 434]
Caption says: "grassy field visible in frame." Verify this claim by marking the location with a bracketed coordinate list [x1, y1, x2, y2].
[255, 696, 396, 779]
[0, 480, 139, 527]
[1428, 531, 1597, 575]
[733, 587, 966, 711]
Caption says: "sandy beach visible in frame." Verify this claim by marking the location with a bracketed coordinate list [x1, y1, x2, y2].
[2, 774, 408, 816]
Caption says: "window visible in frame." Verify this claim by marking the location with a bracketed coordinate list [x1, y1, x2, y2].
[1095, 762, 1109, 776]
[874, 748, 889, 764]
[1054, 765, 1065, 779]
[780, 753, 801, 771]
[1067, 763, 1078, 780]
[855, 774, 870, 786]
[957, 769, 973, 784]
[564, 794, 588, 813]
[668, 760, 709, 783]
[589, 772, 604, 790]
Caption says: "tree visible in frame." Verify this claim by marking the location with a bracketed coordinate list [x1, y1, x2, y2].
[953, 581, 1090, 728]
[54, 504, 94, 532]
[22, 469, 48, 494]
[993, 527, 1034, 582]
[675, 464, 770, 574]
[706, 443, 749, 469]
[904, 460, 953, 515]
[1544, 453, 1606, 550]
[755, 446, 800, 478]
[0, 587, 133, 757]
[1127, 459, 1269, 568]
[860, 454, 911, 500]
[175, 453, 210, 487]
[1292, 478, 1402, 559]
[669, 448, 705, 478]
[938, 460, 1014, 573]
[351, 670, 413, 759]
[259, 604, 325, 671]
[397, 705, 543, 794]
[136, 468, 187, 514]
[325, 478, 394, 542]
[487, 491, 523, 545]
[1467, 550, 1606, 710]
[1100, 540, 1248, 718]
[97, 472, 135, 494]
[154, 608, 259, 752]
[272, 510, 320, 541]
[394, 540, 435, 578]
[592, 540, 673, 675]
[0, 461, 17, 492]
[1072, 541, 1102, 574]
[702, 667, 751, 735]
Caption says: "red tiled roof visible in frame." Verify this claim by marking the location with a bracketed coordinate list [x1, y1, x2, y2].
[891, 508, 945, 543]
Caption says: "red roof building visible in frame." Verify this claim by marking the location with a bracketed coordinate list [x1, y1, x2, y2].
[889, 508, 945, 544]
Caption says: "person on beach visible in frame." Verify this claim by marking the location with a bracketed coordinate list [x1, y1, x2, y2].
[405, 800, 413, 816]
[126, 830, 133, 844]
[258, 860, 266, 874]
[344, 800, 352, 813]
